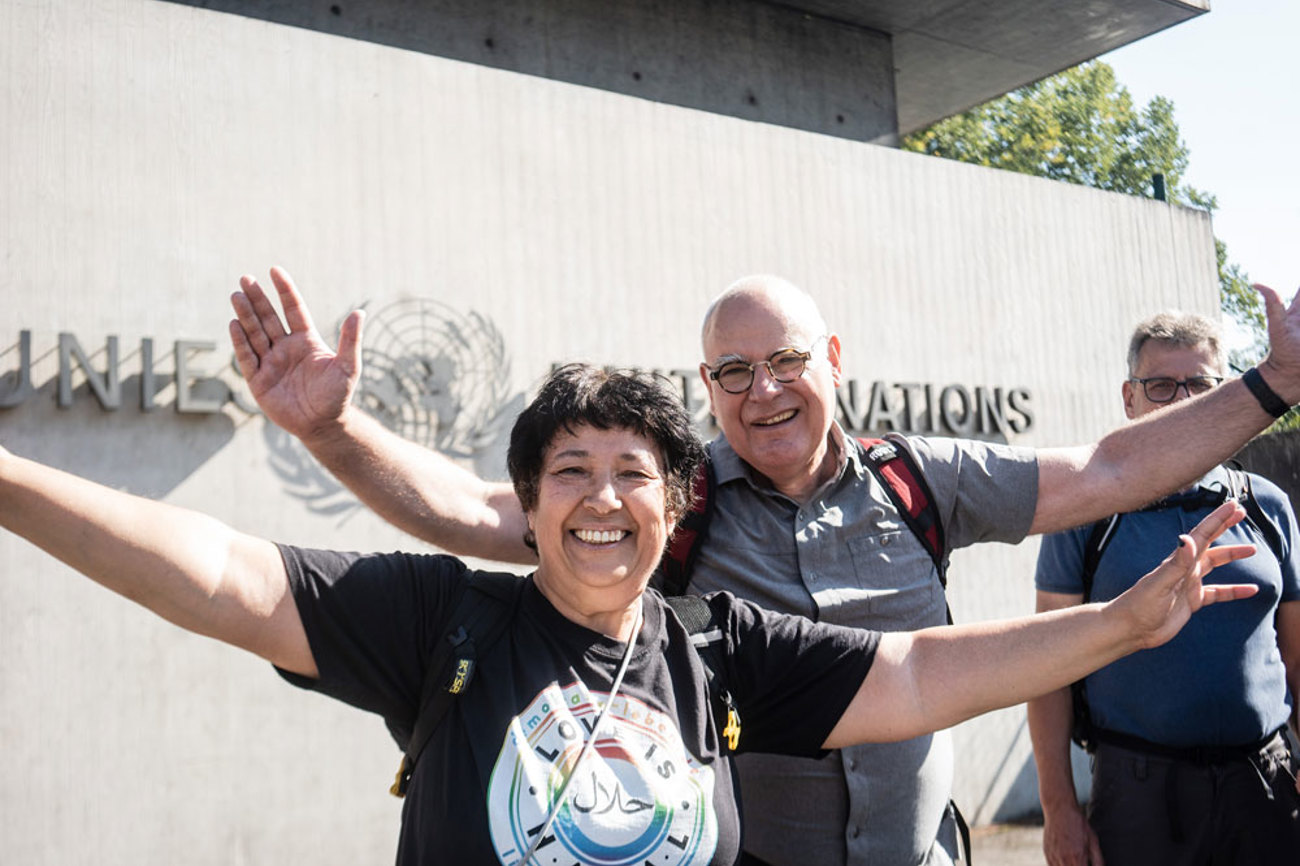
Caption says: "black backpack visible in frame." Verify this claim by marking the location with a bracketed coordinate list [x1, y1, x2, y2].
[1068, 466, 1286, 752]
[388, 575, 737, 798]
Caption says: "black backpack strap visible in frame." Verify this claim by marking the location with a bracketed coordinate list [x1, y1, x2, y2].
[1080, 513, 1122, 605]
[659, 458, 716, 597]
[1225, 466, 1287, 563]
[1069, 513, 1122, 753]
[1082, 464, 1283, 600]
[390, 571, 524, 797]
[664, 594, 741, 752]
[947, 799, 974, 866]
[858, 437, 948, 584]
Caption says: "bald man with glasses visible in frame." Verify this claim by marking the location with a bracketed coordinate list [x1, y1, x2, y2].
[232, 270, 1300, 866]
[1029, 311, 1300, 866]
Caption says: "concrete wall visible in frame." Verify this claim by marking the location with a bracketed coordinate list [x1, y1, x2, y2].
[1, 0, 1219, 860]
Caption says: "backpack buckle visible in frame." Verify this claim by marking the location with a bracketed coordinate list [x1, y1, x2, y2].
[390, 755, 413, 798]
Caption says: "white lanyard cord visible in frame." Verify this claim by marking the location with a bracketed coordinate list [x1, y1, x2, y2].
[517, 603, 644, 866]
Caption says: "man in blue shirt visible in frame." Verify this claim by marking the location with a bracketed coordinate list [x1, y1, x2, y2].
[1030, 311, 1300, 866]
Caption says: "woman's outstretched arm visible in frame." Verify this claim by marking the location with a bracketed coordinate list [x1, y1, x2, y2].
[0, 445, 316, 676]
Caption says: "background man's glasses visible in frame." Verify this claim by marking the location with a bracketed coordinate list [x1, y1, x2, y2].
[1129, 375, 1224, 403]
[708, 337, 827, 394]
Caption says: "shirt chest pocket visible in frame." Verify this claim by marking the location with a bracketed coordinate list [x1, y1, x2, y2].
[846, 531, 945, 629]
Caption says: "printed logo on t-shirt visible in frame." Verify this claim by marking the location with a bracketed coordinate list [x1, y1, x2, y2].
[486, 680, 718, 866]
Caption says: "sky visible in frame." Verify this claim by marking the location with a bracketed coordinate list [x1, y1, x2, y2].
[1101, 0, 1299, 300]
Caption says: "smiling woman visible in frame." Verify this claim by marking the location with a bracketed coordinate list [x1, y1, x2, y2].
[506, 365, 703, 638]
[0, 357, 1261, 865]
[527, 424, 672, 636]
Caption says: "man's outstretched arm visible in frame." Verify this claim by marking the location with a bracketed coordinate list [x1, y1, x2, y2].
[1031, 283, 1300, 535]
[230, 268, 535, 565]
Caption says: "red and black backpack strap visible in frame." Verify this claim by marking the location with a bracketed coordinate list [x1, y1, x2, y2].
[858, 437, 949, 587]
[658, 457, 716, 597]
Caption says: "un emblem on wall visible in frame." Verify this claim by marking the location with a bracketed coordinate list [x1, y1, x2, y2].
[262, 297, 520, 519]
[355, 298, 514, 457]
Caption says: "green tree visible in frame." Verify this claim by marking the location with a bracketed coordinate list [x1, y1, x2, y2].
[904, 61, 1294, 428]
[904, 63, 1188, 195]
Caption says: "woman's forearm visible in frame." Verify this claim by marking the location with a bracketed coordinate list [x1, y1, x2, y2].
[905, 605, 1133, 733]
[827, 604, 1134, 746]
[825, 504, 1255, 748]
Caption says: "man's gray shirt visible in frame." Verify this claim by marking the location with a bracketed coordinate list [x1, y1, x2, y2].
[687, 425, 1037, 866]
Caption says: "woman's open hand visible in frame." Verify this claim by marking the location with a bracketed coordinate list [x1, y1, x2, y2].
[1111, 500, 1259, 651]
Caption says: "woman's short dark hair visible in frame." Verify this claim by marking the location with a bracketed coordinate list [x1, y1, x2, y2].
[507, 363, 705, 527]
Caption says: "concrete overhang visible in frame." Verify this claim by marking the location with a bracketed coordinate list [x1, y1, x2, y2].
[781, 0, 1209, 134]
[163, 0, 1207, 141]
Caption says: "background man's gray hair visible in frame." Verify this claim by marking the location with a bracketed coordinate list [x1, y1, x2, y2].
[1127, 310, 1227, 376]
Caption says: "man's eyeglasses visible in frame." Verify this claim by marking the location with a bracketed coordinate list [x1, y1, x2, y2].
[707, 337, 827, 394]
[1129, 375, 1224, 403]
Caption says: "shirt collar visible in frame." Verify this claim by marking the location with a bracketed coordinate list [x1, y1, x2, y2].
[709, 422, 852, 496]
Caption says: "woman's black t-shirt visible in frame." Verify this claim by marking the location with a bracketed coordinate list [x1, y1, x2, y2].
[276, 546, 879, 866]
